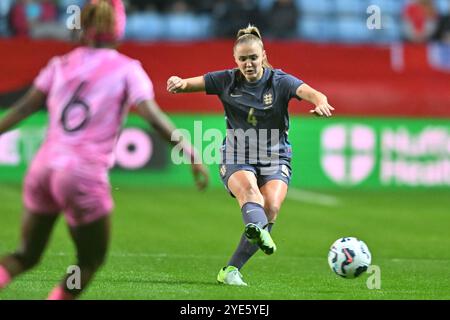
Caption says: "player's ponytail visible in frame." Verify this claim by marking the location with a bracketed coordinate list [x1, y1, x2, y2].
[234, 24, 273, 69]
[81, 0, 126, 46]
[236, 25, 263, 40]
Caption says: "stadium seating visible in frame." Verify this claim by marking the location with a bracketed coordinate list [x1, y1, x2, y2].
[2, 0, 446, 43]
[295, 0, 334, 15]
[126, 12, 212, 41]
[336, 17, 372, 43]
[258, 0, 276, 12]
[297, 16, 336, 42]
[126, 12, 165, 40]
[165, 13, 212, 40]
[335, 0, 368, 15]
[369, 0, 406, 16]
[435, 0, 450, 14]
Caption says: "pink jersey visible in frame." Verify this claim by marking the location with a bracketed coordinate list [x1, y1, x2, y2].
[33, 46, 154, 169]
[25, 46, 154, 225]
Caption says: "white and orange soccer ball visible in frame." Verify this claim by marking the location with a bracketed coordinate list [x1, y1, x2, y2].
[328, 237, 371, 279]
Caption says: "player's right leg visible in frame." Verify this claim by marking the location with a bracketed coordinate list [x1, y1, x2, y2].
[0, 211, 58, 289]
[227, 170, 276, 255]
[217, 168, 276, 286]
[47, 216, 110, 300]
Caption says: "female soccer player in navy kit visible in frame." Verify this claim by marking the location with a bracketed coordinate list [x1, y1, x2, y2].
[167, 25, 334, 286]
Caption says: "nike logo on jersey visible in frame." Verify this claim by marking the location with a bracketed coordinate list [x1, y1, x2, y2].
[230, 93, 243, 97]
[263, 105, 273, 110]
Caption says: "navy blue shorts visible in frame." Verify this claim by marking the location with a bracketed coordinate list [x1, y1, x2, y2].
[219, 161, 292, 197]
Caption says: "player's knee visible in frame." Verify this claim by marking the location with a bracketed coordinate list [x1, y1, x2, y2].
[242, 186, 263, 203]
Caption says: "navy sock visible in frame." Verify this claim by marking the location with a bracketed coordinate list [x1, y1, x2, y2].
[228, 223, 274, 270]
[241, 202, 268, 228]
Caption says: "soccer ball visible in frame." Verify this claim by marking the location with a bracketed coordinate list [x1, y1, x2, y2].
[327, 237, 371, 279]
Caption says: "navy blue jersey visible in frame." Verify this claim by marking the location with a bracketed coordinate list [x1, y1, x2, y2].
[204, 68, 303, 165]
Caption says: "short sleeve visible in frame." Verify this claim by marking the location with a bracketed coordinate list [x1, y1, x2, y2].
[126, 61, 155, 106]
[280, 73, 304, 100]
[204, 70, 231, 95]
[33, 57, 58, 94]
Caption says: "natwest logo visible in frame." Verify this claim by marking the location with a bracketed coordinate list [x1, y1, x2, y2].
[321, 125, 376, 186]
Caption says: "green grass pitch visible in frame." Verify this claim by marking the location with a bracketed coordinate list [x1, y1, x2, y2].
[0, 184, 449, 300]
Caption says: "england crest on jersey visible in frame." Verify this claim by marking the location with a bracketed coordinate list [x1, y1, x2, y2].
[263, 93, 273, 106]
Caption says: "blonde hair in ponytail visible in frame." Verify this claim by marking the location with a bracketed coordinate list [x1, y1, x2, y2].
[234, 24, 272, 69]
[81, 0, 116, 45]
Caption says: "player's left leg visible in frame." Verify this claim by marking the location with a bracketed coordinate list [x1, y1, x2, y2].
[258, 161, 291, 231]
[259, 179, 289, 229]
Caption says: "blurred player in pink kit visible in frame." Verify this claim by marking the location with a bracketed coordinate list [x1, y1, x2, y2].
[0, 0, 208, 299]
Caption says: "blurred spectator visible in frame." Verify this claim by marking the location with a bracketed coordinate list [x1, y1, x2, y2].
[403, 0, 439, 43]
[433, 6, 450, 44]
[186, 0, 214, 14]
[129, 0, 193, 13]
[170, 0, 190, 13]
[265, 0, 298, 39]
[128, 0, 161, 12]
[10, 0, 56, 36]
[212, 0, 264, 38]
[10, 0, 69, 39]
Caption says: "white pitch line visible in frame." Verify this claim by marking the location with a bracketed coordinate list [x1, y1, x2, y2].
[287, 188, 341, 207]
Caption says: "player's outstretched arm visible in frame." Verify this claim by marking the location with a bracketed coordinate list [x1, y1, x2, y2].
[136, 99, 209, 191]
[0, 87, 46, 135]
[167, 76, 205, 94]
[296, 83, 335, 117]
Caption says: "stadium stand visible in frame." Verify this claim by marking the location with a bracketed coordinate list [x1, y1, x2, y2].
[1, 0, 450, 42]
